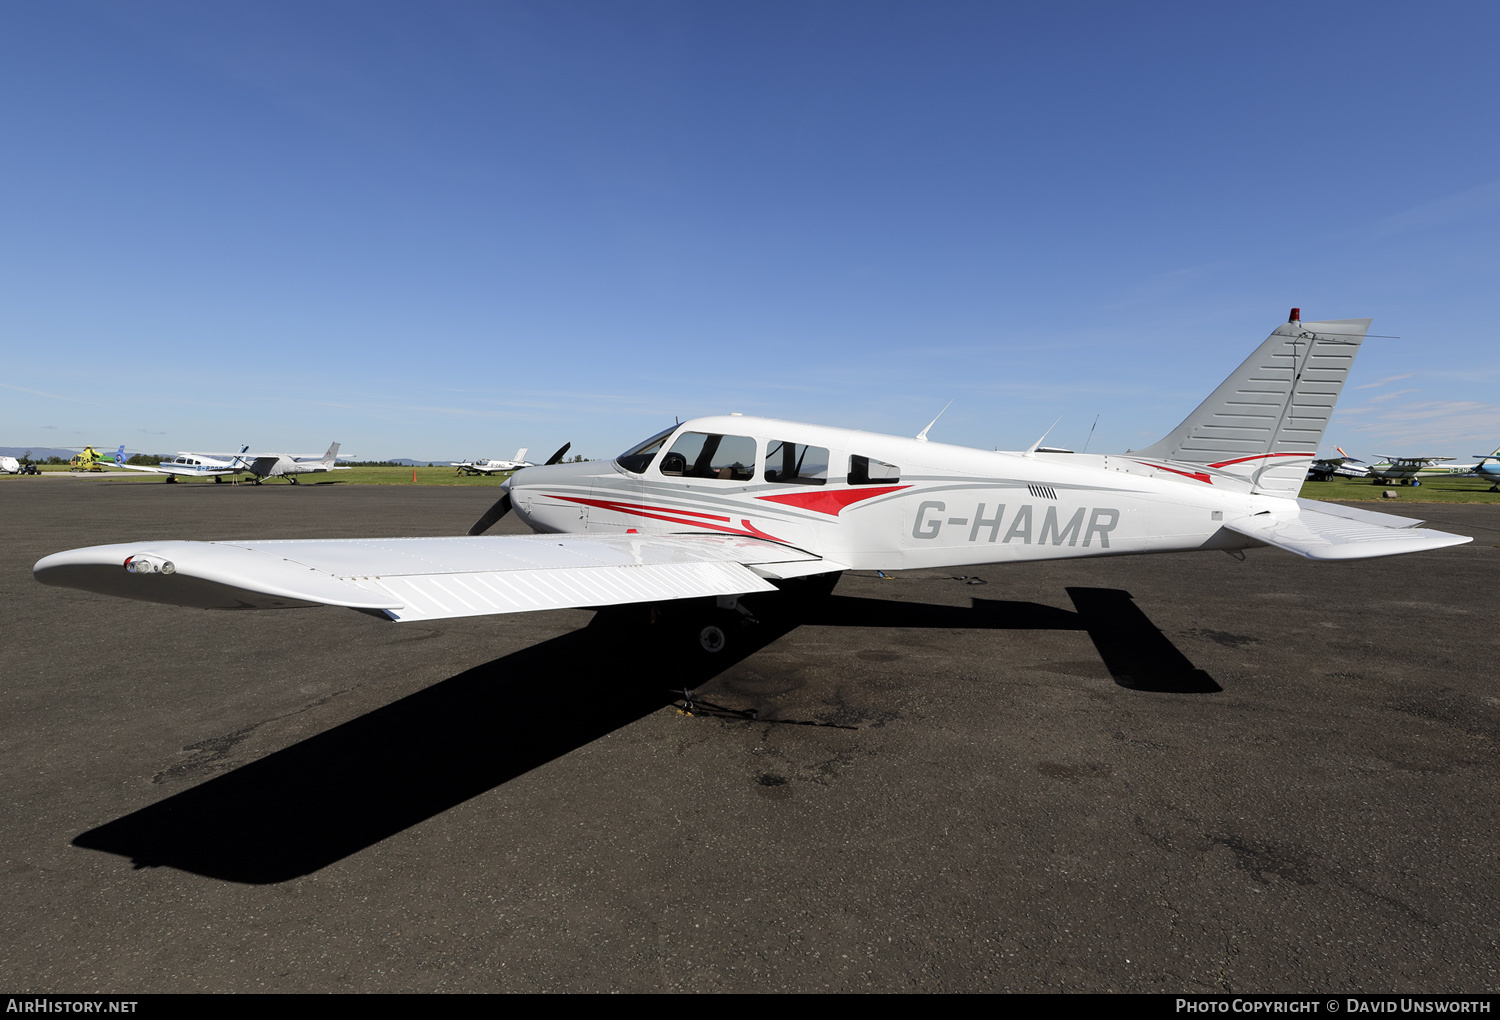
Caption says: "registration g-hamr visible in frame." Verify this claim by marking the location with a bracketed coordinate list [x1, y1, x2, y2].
[33, 312, 1471, 648]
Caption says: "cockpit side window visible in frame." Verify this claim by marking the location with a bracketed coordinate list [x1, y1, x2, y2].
[660, 432, 756, 481]
[848, 455, 899, 485]
[765, 441, 829, 486]
[615, 427, 677, 474]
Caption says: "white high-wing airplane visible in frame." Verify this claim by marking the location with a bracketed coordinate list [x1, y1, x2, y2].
[239, 442, 349, 484]
[33, 313, 1472, 655]
[452, 446, 568, 476]
[112, 443, 347, 484]
[1365, 455, 1456, 486]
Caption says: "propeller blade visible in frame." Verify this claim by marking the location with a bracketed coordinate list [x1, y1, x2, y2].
[468, 492, 512, 536]
[545, 442, 572, 466]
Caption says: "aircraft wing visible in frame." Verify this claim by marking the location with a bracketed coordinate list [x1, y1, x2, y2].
[106, 461, 241, 477]
[1378, 456, 1454, 467]
[34, 533, 840, 623]
[1223, 503, 1471, 560]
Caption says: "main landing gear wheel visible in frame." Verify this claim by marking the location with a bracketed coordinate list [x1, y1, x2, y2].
[698, 623, 728, 655]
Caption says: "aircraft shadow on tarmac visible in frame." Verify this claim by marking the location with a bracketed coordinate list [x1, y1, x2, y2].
[72, 586, 1217, 884]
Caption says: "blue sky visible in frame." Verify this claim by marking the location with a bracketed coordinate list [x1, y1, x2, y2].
[3, 1, 1497, 462]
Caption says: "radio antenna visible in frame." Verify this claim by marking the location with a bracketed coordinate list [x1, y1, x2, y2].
[1082, 415, 1099, 454]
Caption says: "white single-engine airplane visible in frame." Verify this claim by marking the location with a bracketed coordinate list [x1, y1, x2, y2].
[110, 446, 252, 482]
[34, 312, 1472, 655]
[1458, 446, 1500, 491]
[238, 442, 349, 484]
[1365, 455, 1456, 486]
[452, 447, 535, 476]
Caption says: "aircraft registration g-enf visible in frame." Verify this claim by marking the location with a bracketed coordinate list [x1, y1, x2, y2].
[33, 312, 1471, 654]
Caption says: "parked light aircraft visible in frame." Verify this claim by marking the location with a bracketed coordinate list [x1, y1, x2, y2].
[1306, 447, 1370, 481]
[239, 442, 349, 484]
[33, 312, 1472, 657]
[452, 446, 565, 477]
[1464, 447, 1500, 491]
[111, 446, 252, 482]
[1366, 455, 1456, 486]
[112, 443, 347, 483]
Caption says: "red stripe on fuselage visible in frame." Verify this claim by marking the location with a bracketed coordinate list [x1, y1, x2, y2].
[1131, 461, 1213, 484]
[546, 495, 784, 542]
[552, 496, 729, 522]
[1207, 452, 1314, 469]
[754, 485, 909, 516]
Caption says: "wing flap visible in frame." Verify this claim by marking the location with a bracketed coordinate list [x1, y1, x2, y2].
[354, 560, 774, 621]
[1224, 507, 1471, 560]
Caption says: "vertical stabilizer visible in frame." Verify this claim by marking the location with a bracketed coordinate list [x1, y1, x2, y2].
[322, 442, 340, 467]
[513, 448, 528, 464]
[1130, 314, 1371, 495]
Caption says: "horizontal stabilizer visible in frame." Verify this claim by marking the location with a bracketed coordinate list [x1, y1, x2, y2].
[1224, 507, 1470, 561]
[34, 533, 826, 622]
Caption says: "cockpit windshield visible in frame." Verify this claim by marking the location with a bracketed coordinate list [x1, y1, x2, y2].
[615, 426, 677, 474]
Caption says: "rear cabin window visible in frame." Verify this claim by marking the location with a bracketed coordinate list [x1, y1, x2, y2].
[765, 441, 828, 486]
[659, 432, 756, 481]
[615, 427, 676, 474]
[848, 455, 899, 484]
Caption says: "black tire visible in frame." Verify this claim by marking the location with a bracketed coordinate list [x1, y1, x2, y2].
[697, 623, 728, 655]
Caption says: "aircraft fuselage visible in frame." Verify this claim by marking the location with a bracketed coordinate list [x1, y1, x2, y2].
[507, 415, 1288, 572]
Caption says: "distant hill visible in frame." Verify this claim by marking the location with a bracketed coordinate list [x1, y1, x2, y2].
[0, 447, 85, 460]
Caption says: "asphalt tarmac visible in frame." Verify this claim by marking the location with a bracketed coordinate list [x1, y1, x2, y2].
[2, 479, 1497, 992]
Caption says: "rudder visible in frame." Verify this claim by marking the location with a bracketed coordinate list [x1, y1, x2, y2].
[1130, 311, 1371, 495]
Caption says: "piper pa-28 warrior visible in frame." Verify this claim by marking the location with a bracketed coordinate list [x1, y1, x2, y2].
[110, 446, 252, 482]
[33, 311, 1472, 657]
